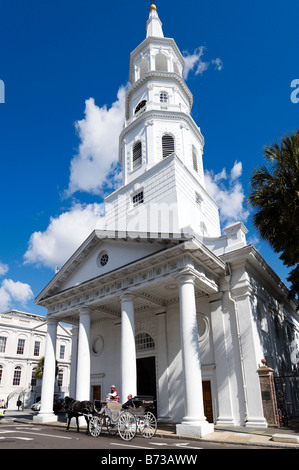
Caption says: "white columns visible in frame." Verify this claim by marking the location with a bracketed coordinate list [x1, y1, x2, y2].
[33, 318, 58, 423]
[120, 293, 137, 403]
[69, 325, 78, 398]
[156, 310, 171, 421]
[176, 273, 214, 437]
[76, 307, 91, 401]
[209, 293, 236, 426]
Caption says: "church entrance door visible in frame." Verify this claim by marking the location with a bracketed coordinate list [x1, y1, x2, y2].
[137, 356, 157, 414]
[202, 380, 213, 423]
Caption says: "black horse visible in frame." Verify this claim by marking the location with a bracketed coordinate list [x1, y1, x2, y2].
[62, 396, 97, 433]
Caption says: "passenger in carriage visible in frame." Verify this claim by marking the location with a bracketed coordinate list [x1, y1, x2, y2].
[122, 394, 133, 409]
[106, 385, 119, 401]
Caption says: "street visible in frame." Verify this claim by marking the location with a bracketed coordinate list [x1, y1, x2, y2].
[0, 420, 275, 451]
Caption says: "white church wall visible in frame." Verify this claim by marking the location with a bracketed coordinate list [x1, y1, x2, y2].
[90, 320, 121, 401]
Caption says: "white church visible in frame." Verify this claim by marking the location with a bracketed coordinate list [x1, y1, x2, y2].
[33, 3, 299, 437]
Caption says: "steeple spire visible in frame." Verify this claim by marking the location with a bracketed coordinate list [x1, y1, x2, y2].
[146, 1, 164, 38]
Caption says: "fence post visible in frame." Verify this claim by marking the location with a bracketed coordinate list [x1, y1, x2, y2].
[258, 359, 280, 427]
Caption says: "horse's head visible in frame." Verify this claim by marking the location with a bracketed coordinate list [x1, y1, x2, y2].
[62, 396, 72, 412]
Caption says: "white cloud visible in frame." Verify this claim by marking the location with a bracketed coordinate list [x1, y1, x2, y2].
[0, 262, 8, 276]
[183, 47, 223, 80]
[205, 161, 249, 226]
[65, 85, 128, 197]
[0, 279, 33, 312]
[24, 203, 105, 270]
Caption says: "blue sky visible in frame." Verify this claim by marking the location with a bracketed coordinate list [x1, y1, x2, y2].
[0, 0, 298, 316]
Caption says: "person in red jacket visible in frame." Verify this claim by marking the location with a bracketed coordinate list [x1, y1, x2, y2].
[106, 385, 119, 401]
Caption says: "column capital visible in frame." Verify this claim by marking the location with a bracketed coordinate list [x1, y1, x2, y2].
[176, 272, 196, 285]
[120, 292, 135, 302]
[79, 306, 92, 316]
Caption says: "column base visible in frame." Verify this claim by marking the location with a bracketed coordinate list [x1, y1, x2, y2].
[245, 417, 268, 428]
[33, 412, 58, 423]
[176, 420, 214, 438]
[216, 417, 237, 426]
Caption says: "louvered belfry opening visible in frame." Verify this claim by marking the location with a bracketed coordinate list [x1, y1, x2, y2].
[192, 146, 198, 172]
[162, 134, 175, 158]
[133, 141, 142, 170]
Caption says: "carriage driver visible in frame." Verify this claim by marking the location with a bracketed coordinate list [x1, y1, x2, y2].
[106, 385, 119, 401]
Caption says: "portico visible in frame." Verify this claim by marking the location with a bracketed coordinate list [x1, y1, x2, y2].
[34, 231, 223, 435]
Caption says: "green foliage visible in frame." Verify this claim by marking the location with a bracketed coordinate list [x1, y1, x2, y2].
[33, 357, 59, 379]
[248, 130, 299, 303]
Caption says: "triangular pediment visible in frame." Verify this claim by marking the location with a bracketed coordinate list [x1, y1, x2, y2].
[36, 230, 187, 303]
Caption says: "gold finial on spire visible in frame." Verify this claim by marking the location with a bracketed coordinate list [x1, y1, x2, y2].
[150, 0, 157, 12]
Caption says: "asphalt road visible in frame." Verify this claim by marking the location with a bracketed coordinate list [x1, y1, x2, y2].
[0, 421, 274, 452]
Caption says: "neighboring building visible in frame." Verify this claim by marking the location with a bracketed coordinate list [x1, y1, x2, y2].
[33, 4, 299, 436]
[0, 309, 72, 409]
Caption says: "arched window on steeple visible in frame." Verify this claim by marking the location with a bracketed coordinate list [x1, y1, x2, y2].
[162, 134, 175, 158]
[140, 57, 149, 78]
[155, 52, 168, 72]
[133, 141, 142, 170]
[192, 146, 198, 172]
[135, 100, 147, 114]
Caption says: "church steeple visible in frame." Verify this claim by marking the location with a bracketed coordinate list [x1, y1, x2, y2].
[146, 1, 164, 38]
[104, 3, 221, 239]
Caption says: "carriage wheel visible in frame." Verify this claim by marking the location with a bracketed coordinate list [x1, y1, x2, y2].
[117, 411, 137, 441]
[89, 416, 102, 437]
[139, 412, 157, 438]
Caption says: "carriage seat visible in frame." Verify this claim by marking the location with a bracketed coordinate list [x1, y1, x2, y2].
[106, 401, 122, 411]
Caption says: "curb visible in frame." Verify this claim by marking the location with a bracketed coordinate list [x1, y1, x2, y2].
[10, 417, 299, 448]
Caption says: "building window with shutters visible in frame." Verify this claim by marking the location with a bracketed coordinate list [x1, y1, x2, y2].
[162, 134, 175, 158]
[34, 341, 40, 356]
[132, 141, 142, 170]
[17, 338, 25, 355]
[13, 366, 21, 386]
[60, 344, 65, 360]
[0, 336, 7, 354]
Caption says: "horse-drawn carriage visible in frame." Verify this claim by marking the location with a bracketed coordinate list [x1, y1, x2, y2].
[90, 396, 157, 441]
[62, 395, 157, 441]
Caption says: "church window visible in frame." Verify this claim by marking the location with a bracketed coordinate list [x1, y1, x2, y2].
[13, 366, 21, 386]
[160, 92, 168, 103]
[132, 190, 144, 207]
[162, 134, 175, 158]
[192, 146, 198, 172]
[97, 250, 109, 268]
[135, 332, 155, 351]
[155, 52, 168, 72]
[100, 253, 109, 266]
[195, 192, 203, 207]
[135, 100, 147, 114]
[140, 57, 149, 78]
[132, 141, 142, 170]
